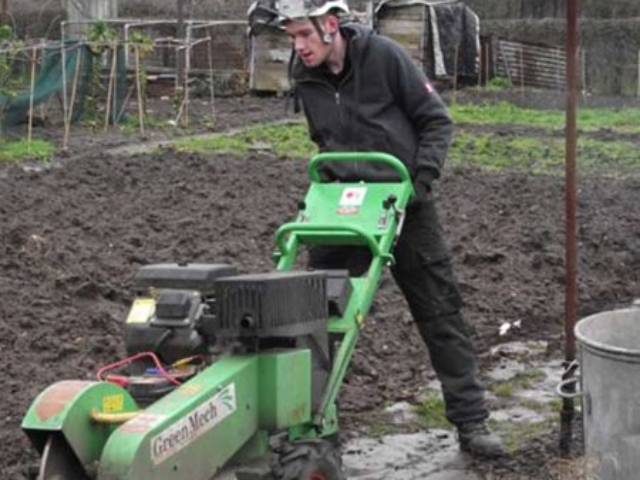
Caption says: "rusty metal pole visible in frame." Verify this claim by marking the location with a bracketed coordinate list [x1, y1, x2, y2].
[1, 0, 8, 26]
[177, 0, 185, 88]
[560, 0, 579, 456]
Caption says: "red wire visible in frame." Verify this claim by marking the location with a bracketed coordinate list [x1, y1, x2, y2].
[96, 351, 182, 386]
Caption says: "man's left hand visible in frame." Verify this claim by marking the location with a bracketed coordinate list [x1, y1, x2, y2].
[412, 169, 437, 202]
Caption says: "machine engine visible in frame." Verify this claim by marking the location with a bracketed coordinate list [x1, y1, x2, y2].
[122, 263, 351, 407]
[124, 263, 238, 365]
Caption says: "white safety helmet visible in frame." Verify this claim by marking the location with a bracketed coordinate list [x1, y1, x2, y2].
[277, 0, 350, 21]
[247, 0, 349, 37]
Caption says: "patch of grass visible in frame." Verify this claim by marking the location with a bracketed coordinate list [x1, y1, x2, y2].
[415, 394, 449, 430]
[518, 368, 547, 383]
[450, 131, 562, 172]
[451, 130, 640, 176]
[517, 398, 554, 414]
[549, 398, 564, 414]
[451, 102, 564, 129]
[172, 121, 316, 158]
[169, 110, 640, 177]
[579, 107, 640, 133]
[450, 101, 640, 133]
[368, 423, 396, 438]
[0, 138, 54, 162]
[485, 77, 513, 92]
[500, 419, 555, 453]
[492, 383, 515, 398]
[489, 369, 548, 399]
[118, 113, 172, 134]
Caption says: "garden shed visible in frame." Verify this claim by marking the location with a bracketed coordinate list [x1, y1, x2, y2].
[375, 0, 480, 82]
[248, 26, 292, 94]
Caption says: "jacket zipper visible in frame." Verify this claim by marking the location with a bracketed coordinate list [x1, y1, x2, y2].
[334, 86, 358, 175]
[299, 75, 358, 175]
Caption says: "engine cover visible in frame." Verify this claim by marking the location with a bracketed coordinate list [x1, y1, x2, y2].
[201, 271, 328, 338]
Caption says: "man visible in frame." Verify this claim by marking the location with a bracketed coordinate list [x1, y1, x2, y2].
[249, 0, 506, 457]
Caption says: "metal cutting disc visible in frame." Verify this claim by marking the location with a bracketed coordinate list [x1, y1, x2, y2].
[37, 435, 88, 480]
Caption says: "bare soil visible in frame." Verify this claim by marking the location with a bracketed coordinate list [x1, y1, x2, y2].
[1, 91, 639, 479]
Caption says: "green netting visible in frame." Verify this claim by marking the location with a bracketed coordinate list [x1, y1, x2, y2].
[0, 42, 82, 128]
[0, 40, 128, 130]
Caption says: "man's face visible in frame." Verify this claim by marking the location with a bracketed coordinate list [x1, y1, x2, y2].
[285, 17, 332, 67]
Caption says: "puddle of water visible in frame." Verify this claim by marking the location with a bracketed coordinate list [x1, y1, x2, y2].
[215, 431, 480, 480]
[342, 431, 480, 480]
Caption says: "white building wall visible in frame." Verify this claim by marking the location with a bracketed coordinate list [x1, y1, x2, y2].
[63, 0, 118, 23]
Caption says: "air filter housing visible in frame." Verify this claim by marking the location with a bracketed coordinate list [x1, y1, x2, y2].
[134, 263, 238, 295]
[203, 271, 328, 338]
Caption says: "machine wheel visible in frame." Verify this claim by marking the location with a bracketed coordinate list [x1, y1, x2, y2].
[37, 434, 89, 480]
[272, 439, 345, 480]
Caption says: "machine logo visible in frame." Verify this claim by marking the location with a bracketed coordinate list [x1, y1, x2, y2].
[150, 383, 237, 465]
[339, 187, 367, 207]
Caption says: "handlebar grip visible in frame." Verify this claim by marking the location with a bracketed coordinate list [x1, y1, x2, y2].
[308, 152, 411, 183]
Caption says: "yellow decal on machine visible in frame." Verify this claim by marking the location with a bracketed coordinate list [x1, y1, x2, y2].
[150, 383, 237, 465]
[102, 394, 124, 413]
[126, 298, 156, 324]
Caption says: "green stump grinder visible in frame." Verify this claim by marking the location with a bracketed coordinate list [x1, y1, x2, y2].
[22, 152, 414, 480]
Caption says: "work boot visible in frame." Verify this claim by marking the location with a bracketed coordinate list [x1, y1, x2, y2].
[457, 421, 507, 457]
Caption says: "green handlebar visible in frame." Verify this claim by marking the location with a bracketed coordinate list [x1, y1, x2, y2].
[275, 223, 392, 260]
[308, 152, 411, 183]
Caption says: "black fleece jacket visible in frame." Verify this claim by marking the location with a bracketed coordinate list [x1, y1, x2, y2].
[292, 23, 453, 183]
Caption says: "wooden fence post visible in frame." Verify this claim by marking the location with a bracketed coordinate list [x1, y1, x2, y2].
[637, 49, 640, 97]
[27, 45, 38, 155]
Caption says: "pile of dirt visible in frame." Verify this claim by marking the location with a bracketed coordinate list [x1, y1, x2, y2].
[1, 131, 638, 477]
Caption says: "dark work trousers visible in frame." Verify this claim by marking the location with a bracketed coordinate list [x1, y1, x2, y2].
[308, 194, 488, 425]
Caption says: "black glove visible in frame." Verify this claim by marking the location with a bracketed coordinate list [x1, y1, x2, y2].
[412, 168, 437, 202]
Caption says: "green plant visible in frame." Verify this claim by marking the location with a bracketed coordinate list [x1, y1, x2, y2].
[0, 24, 12, 41]
[128, 31, 154, 117]
[414, 394, 449, 430]
[86, 20, 117, 55]
[0, 37, 26, 100]
[0, 139, 55, 162]
[85, 20, 119, 118]
[485, 76, 513, 91]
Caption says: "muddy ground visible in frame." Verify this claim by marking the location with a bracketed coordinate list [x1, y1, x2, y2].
[1, 91, 639, 479]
